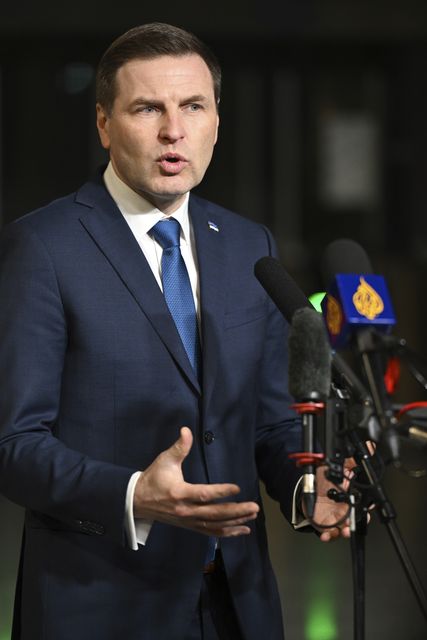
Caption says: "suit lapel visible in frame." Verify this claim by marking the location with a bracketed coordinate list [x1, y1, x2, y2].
[190, 197, 227, 409]
[76, 179, 201, 395]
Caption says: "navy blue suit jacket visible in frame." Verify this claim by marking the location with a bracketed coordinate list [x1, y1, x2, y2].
[0, 173, 302, 640]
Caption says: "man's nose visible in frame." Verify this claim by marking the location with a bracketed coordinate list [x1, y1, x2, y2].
[159, 111, 185, 143]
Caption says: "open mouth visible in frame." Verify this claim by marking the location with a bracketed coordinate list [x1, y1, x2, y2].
[158, 153, 188, 174]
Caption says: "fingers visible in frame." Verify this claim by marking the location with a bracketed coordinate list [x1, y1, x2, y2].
[171, 498, 259, 534]
[192, 510, 259, 537]
[319, 523, 351, 542]
[366, 440, 376, 456]
[178, 509, 258, 537]
[316, 523, 349, 541]
[313, 494, 351, 542]
[197, 523, 253, 537]
[182, 481, 242, 503]
[149, 500, 259, 538]
[175, 499, 259, 522]
[170, 485, 259, 533]
[198, 525, 253, 537]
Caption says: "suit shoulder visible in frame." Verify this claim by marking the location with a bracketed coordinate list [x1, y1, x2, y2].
[4, 191, 80, 235]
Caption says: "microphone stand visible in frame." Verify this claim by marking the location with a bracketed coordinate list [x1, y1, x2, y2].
[326, 382, 427, 640]
[350, 498, 368, 640]
[325, 393, 370, 640]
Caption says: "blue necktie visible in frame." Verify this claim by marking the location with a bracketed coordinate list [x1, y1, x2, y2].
[150, 218, 216, 564]
[150, 218, 201, 379]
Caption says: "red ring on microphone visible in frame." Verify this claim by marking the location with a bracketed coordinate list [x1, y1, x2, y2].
[291, 402, 325, 415]
[288, 452, 325, 467]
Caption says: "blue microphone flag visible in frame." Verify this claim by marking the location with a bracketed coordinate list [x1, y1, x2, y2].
[321, 273, 396, 348]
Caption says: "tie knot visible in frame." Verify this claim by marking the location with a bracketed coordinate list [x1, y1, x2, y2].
[150, 218, 181, 250]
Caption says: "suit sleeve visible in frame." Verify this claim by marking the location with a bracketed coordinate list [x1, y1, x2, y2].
[254, 225, 303, 523]
[0, 221, 135, 545]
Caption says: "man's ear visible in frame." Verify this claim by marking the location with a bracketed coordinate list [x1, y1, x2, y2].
[214, 113, 219, 146]
[96, 104, 111, 150]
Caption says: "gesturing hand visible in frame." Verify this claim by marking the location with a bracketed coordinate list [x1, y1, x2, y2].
[311, 462, 355, 543]
[312, 442, 375, 542]
[133, 427, 259, 537]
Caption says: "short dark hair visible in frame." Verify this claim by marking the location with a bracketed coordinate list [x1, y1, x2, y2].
[96, 22, 221, 114]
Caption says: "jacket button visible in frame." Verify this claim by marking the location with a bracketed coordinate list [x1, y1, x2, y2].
[204, 431, 215, 445]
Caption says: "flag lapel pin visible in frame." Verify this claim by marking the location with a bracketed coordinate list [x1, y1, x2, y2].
[208, 221, 219, 232]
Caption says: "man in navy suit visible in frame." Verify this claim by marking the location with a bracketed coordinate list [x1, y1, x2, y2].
[0, 23, 350, 639]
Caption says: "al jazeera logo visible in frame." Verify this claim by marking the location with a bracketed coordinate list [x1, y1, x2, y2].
[326, 295, 343, 336]
[352, 276, 384, 320]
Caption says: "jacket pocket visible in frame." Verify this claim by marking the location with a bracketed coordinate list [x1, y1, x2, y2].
[224, 303, 267, 329]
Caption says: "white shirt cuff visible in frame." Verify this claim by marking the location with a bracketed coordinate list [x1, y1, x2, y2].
[291, 476, 311, 529]
[125, 471, 153, 551]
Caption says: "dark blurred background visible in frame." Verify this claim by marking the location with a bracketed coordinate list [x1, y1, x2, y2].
[1, 1, 427, 638]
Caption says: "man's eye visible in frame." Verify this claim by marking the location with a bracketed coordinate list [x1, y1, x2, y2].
[187, 103, 202, 112]
[136, 106, 158, 114]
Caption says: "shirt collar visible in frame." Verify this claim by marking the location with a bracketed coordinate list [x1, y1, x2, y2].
[103, 162, 191, 242]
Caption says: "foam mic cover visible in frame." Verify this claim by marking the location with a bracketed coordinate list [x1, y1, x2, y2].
[288, 307, 332, 401]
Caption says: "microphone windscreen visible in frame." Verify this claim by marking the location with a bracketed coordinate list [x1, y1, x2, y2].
[254, 256, 311, 323]
[288, 307, 331, 400]
[321, 238, 373, 289]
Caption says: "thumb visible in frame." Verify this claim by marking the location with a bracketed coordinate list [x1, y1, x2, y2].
[167, 426, 193, 464]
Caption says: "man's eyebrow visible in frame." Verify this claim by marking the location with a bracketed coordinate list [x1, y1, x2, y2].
[181, 94, 209, 104]
[130, 94, 210, 107]
[130, 97, 162, 108]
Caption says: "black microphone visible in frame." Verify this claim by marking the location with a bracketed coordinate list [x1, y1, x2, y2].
[288, 307, 331, 518]
[254, 256, 311, 322]
[321, 238, 373, 286]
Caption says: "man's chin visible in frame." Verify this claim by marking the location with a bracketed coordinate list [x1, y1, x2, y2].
[142, 176, 201, 202]
[136, 183, 192, 213]
[155, 175, 197, 195]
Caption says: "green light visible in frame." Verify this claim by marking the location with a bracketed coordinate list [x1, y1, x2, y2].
[305, 599, 337, 640]
[308, 292, 326, 313]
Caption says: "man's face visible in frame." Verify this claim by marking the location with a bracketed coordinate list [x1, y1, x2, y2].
[97, 54, 219, 214]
